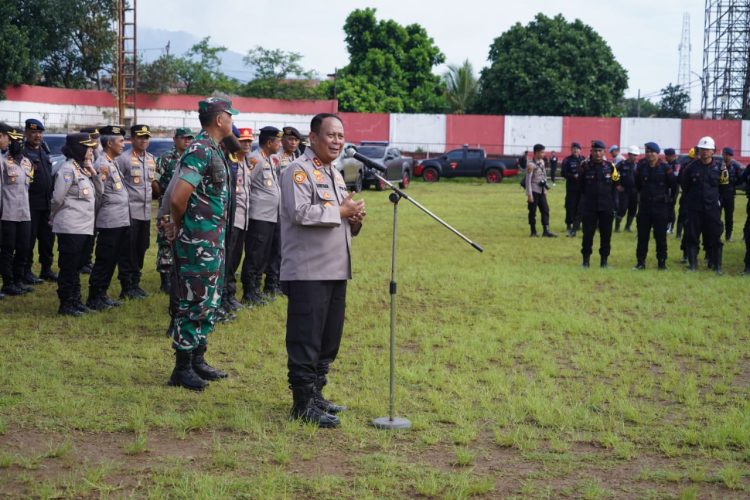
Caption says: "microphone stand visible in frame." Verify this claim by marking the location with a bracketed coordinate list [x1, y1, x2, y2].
[366, 167, 483, 430]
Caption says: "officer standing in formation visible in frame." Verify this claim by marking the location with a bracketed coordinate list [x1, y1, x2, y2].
[116, 124, 156, 299]
[278, 126, 302, 168]
[51, 133, 102, 316]
[280, 113, 365, 427]
[719, 147, 743, 242]
[664, 148, 679, 234]
[1, 126, 34, 296]
[578, 140, 619, 268]
[86, 125, 129, 310]
[561, 142, 584, 237]
[224, 127, 254, 310]
[740, 165, 750, 274]
[525, 143, 556, 237]
[609, 144, 625, 165]
[680, 136, 724, 273]
[154, 127, 194, 293]
[241, 126, 282, 304]
[614, 146, 638, 233]
[632, 142, 677, 270]
[164, 97, 236, 391]
[23, 119, 57, 284]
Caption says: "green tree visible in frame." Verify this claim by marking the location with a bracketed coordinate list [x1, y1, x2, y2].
[138, 54, 182, 94]
[174, 37, 240, 95]
[241, 46, 324, 100]
[475, 13, 628, 116]
[0, 5, 36, 98]
[333, 8, 448, 113]
[656, 83, 690, 118]
[618, 97, 659, 117]
[443, 59, 478, 114]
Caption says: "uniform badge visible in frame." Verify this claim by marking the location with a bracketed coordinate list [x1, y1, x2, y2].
[9, 176, 16, 184]
[323, 201, 333, 207]
[63, 172, 73, 183]
[293, 170, 307, 184]
[313, 157, 322, 167]
[83, 188, 90, 196]
[134, 176, 141, 184]
[322, 191, 332, 200]
[250, 157, 258, 166]
[265, 179, 273, 187]
[115, 181, 123, 190]
[313, 169, 324, 182]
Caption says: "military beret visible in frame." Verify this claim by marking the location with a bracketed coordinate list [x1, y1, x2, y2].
[25, 118, 45, 131]
[664, 148, 676, 156]
[571, 142, 582, 149]
[174, 127, 194, 138]
[130, 124, 151, 137]
[592, 140, 606, 150]
[66, 132, 98, 148]
[99, 125, 126, 137]
[533, 143, 545, 152]
[259, 126, 282, 140]
[282, 126, 302, 140]
[609, 144, 619, 153]
[238, 128, 254, 141]
[722, 146, 734, 156]
[644, 142, 661, 154]
[198, 97, 238, 116]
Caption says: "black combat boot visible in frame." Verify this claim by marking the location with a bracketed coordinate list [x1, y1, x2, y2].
[529, 224, 538, 237]
[290, 384, 340, 428]
[86, 288, 112, 311]
[2, 279, 25, 296]
[542, 225, 557, 237]
[582, 255, 590, 268]
[21, 270, 43, 285]
[714, 247, 723, 275]
[242, 282, 267, 306]
[192, 344, 228, 380]
[633, 260, 645, 270]
[167, 350, 207, 391]
[39, 267, 58, 282]
[614, 217, 622, 233]
[625, 215, 634, 232]
[313, 376, 347, 414]
[159, 273, 171, 294]
[225, 294, 243, 311]
[58, 299, 83, 317]
[600, 256, 609, 268]
[102, 295, 122, 307]
[565, 224, 572, 237]
[14, 280, 33, 294]
[658, 259, 667, 270]
[687, 246, 698, 271]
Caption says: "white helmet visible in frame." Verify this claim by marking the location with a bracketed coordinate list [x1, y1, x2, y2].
[627, 145, 640, 155]
[697, 136, 715, 150]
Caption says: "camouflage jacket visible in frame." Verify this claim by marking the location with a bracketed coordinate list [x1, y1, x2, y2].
[176, 130, 230, 251]
[156, 146, 181, 193]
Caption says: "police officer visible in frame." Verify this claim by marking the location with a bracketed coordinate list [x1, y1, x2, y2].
[681, 136, 724, 273]
[51, 133, 102, 316]
[1, 127, 34, 296]
[23, 118, 56, 284]
[549, 152, 558, 184]
[525, 143, 556, 237]
[163, 97, 236, 391]
[216, 127, 241, 321]
[561, 142, 584, 237]
[86, 126, 130, 310]
[154, 127, 194, 293]
[0, 123, 8, 299]
[78, 127, 101, 275]
[663, 148, 679, 234]
[740, 164, 750, 274]
[241, 126, 282, 304]
[609, 144, 625, 166]
[719, 147, 743, 242]
[116, 124, 157, 299]
[578, 140, 619, 268]
[224, 127, 253, 310]
[615, 146, 639, 233]
[632, 142, 677, 270]
[280, 113, 365, 427]
[279, 126, 302, 168]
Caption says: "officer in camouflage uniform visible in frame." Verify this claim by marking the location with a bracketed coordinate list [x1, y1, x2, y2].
[154, 127, 194, 293]
[164, 97, 237, 391]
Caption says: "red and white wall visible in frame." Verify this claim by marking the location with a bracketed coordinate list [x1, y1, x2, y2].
[3, 85, 750, 161]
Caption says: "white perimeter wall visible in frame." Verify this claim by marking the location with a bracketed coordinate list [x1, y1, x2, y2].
[503, 116, 563, 155]
[620, 118, 682, 152]
[389, 113, 446, 153]
[741, 121, 750, 157]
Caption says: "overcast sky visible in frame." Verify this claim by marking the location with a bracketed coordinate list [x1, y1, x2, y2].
[139, 0, 706, 110]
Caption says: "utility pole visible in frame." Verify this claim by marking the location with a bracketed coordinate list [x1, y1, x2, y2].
[637, 89, 641, 117]
[116, 0, 137, 125]
[677, 13, 691, 107]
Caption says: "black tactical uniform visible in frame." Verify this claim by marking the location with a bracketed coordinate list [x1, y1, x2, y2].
[561, 146, 584, 236]
[740, 166, 750, 274]
[633, 156, 677, 269]
[615, 158, 638, 232]
[681, 157, 724, 272]
[718, 155, 742, 242]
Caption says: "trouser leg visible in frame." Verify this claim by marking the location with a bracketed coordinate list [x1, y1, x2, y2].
[264, 222, 281, 291]
[0, 221, 15, 283]
[537, 193, 550, 227]
[598, 210, 614, 258]
[653, 209, 669, 262]
[527, 196, 539, 227]
[636, 211, 651, 262]
[241, 219, 274, 292]
[316, 281, 347, 378]
[581, 211, 597, 257]
[722, 193, 735, 240]
[225, 227, 245, 298]
[56, 233, 86, 302]
[90, 227, 125, 295]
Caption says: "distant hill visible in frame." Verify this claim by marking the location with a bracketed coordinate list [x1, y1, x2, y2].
[138, 27, 253, 83]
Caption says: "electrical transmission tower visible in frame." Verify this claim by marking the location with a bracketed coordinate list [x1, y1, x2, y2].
[677, 13, 691, 106]
[701, 0, 750, 119]
[116, 0, 137, 125]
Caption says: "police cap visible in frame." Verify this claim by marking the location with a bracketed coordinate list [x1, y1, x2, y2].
[99, 125, 126, 137]
[722, 146, 734, 156]
[591, 140, 606, 150]
[25, 118, 45, 131]
[571, 142, 582, 149]
[282, 126, 302, 140]
[130, 124, 152, 138]
[644, 142, 661, 154]
[664, 148, 676, 156]
[259, 126, 282, 141]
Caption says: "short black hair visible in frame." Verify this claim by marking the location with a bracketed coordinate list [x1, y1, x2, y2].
[259, 135, 275, 146]
[310, 113, 342, 135]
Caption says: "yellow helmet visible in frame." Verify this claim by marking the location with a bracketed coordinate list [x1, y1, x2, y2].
[688, 148, 696, 159]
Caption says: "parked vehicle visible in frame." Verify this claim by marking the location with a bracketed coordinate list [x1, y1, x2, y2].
[414, 146, 520, 183]
[335, 142, 414, 191]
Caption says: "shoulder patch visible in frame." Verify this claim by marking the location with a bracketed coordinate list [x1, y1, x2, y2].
[293, 169, 307, 184]
[526, 165, 533, 173]
[250, 157, 258, 166]
[312, 157, 322, 167]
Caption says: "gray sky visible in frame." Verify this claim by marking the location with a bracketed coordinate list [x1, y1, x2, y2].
[139, 0, 706, 110]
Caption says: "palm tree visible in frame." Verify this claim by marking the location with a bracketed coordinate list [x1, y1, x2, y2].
[443, 59, 478, 114]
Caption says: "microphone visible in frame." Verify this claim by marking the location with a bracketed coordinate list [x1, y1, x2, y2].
[345, 146, 387, 173]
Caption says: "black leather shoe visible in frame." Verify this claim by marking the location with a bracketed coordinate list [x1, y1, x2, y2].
[58, 302, 83, 317]
[86, 296, 112, 311]
[632, 262, 646, 270]
[600, 257, 609, 268]
[2, 283, 25, 296]
[242, 290, 267, 306]
[313, 379, 347, 414]
[191, 345, 228, 381]
[102, 295, 122, 307]
[225, 296, 243, 311]
[14, 281, 33, 294]
[39, 269, 58, 282]
[22, 271, 43, 285]
[132, 286, 148, 298]
[120, 287, 143, 300]
[658, 260, 667, 270]
[168, 351, 207, 391]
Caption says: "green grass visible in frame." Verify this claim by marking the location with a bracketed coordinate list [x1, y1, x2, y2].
[1, 179, 749, 497]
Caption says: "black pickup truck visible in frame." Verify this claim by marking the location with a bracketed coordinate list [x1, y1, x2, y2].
[415, 146, 519, 183]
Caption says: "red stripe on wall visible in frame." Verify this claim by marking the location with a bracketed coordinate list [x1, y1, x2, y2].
[562, 117, 621, 157]
[339, 112, 389, 144]
[680, 119, 740, 154]
[445, 114, 504, 154]
[4, 84, 338, 114]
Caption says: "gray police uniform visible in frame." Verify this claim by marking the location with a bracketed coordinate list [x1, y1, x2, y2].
[279, 147, 361, 388]
[240, 150, 281, 298]
[115, 149, 156, 289]
[51, 159, 103, 305]
[88, 154, 132, 300]
[525, 158, 551, 233]
[225, 156, 252, 301]
[0, 154, 33, 287]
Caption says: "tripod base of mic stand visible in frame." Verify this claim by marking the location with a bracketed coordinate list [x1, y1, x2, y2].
[371, 416, 411, 430]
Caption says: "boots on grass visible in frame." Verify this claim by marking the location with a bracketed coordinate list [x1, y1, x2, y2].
[542, 225, 557, 237]
[191, 344, 228, 380]
[168, 350, 207, 391]
[289, 384, 340, 428]
[313, 376, 347, 414]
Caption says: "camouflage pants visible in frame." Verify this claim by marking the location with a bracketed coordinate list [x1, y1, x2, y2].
[155, 226, 173, 274]
[168, 240, 225, 351]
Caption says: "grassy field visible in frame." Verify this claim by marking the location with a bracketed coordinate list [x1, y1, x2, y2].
[1, 178, 749, 498]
